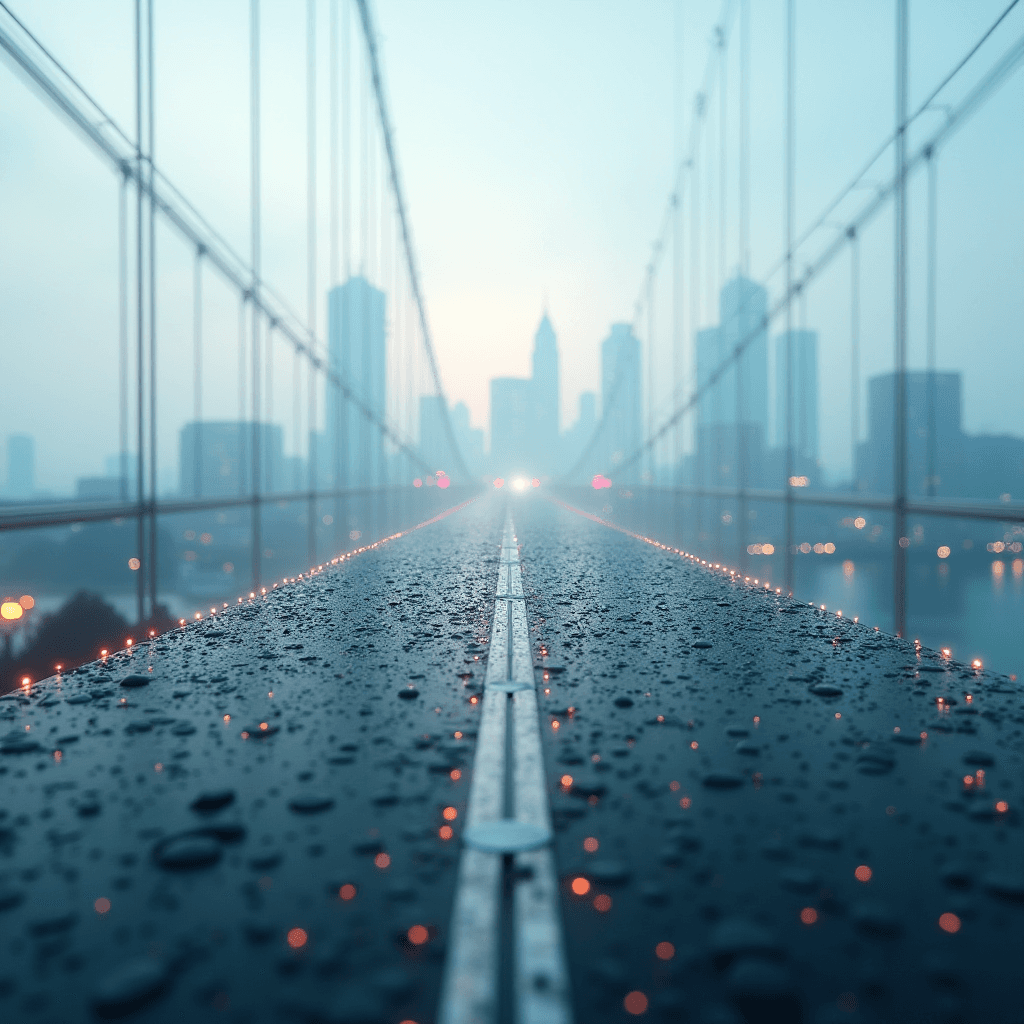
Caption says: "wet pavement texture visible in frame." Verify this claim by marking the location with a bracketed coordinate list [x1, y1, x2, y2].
[522, 496, 1023, 1024]
[0, 491, 1021, 1024]
[0, 496, 501, 1024]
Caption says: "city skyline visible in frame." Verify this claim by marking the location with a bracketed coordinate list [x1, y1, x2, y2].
[3, 1, 1023, 494]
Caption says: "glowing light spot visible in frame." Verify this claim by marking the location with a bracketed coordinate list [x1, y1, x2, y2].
[971, 659, 982, 670]
[655, 941, 675, 961]
[374, 853, 391, 869]
[450, 769, 462, 781]
[1, 601, 25, 621]
[551, 720, 560, 730]
[690, 741, 698, 750]
[339, 884, 356, 901]
[561, 774, 574, 788]
[223, 715, 230, 722]
[593, 893, 612, 912]
[938, 913, 961, 934]
[800, 907, 818, 925]
[855, 865, 872, 883]
[996, 801, 1009, 813]
[94, 898, 111, 914]
[439, 825, 453, 840]
[623, 991, 648, 1015]
[669, 780, 681, 792]
[127, 557, 141, 571]
[407, 924, 429, 946]
[680, 796, 692, 809]
[583, 837, 599, 853]
[286, 928, 307, 949]
[571, 877, 591, 896]
[442, 806, 458, 821]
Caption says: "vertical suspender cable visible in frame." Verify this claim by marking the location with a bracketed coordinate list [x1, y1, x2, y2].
[716, 23, 726, 560]
[147, 0, 157, 619]
[193, 246, 203, 498]
[266, 319, 274, 492]
[342, 0, 351, 281]
[925, 148, 937, 497]
[328, 0, 340, 549]
[239, 293, 248, 494]
[134, 0, 145, 625]
[308, 0, 318, 568]
[646, 271, 654, 488]
[360, 47, 368, 276]
[893, 0, 909, 636]
[672, 2, 684, 538]
[849, 226, 860, 486]
[737, 0, 749, 571]
[784, 0, 795, 596]
[339, 0, 350, 548]
[119, 167, 129, 504]
[330, 0, 339, 288]
[294, 344, 302, 491]
[251, 0, 262, 591]
[691, 93, 703, 551]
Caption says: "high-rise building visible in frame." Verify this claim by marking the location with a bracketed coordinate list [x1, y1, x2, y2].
[490, 378, 532, 474]
[695, 277, 770, 489]
[529, 314, 560, 472]
[856, 370, 1024, 499]
[179, 421, 284, 498]
[774, 330, 819, 463]
[720, 277, 769, 436]
[561, 391, 596, 471]
[327, 277, 386, 489]
[419, 397, 485, 478]
[600, 324, 642, 482]
[5, 434, 34, 500]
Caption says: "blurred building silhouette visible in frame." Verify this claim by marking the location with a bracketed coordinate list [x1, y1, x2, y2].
[856, 371, 1024, 499]
[601, 324, 642, 483]
[486, 314, 562, 476]
[774, 329, 819, 464]
[179, 421, 284, 498]
[529, 314, 560, 473]
[490, 377, 532, 474]
[4, 434, 34, 500]
[696, 277, 771, 490]
[420, 397, 485, 478]
[561, 391, 596, 471]
[328, 276, 386, 488]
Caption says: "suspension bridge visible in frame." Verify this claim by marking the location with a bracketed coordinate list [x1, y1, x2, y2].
[0, 2, 1022, 1023]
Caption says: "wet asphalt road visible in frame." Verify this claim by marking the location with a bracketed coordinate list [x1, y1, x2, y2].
[0, 492, 1021, 1024]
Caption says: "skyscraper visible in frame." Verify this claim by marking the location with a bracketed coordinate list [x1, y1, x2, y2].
[695, 277, 770, 488]
[695, 279, 769, 428]
[327, 277, 386, 488]
[179, 422, 284, 498]
[600, 324, 642, 482]
[490, 378, 532, 474]
[529, 314, 560, 473]
[5, 435, 34, 499]
[774, 330, 819, 463]
[419, 397, 485, 477]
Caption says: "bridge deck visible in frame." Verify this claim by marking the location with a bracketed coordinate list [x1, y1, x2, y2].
[0, 494, 1021, 1024]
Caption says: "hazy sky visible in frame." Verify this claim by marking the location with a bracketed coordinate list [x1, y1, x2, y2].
[1, 0, 1022, 492]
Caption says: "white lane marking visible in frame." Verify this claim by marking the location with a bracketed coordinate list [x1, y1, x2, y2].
[438, 557, 509, 1023]
[439, 514, 574, 1024]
